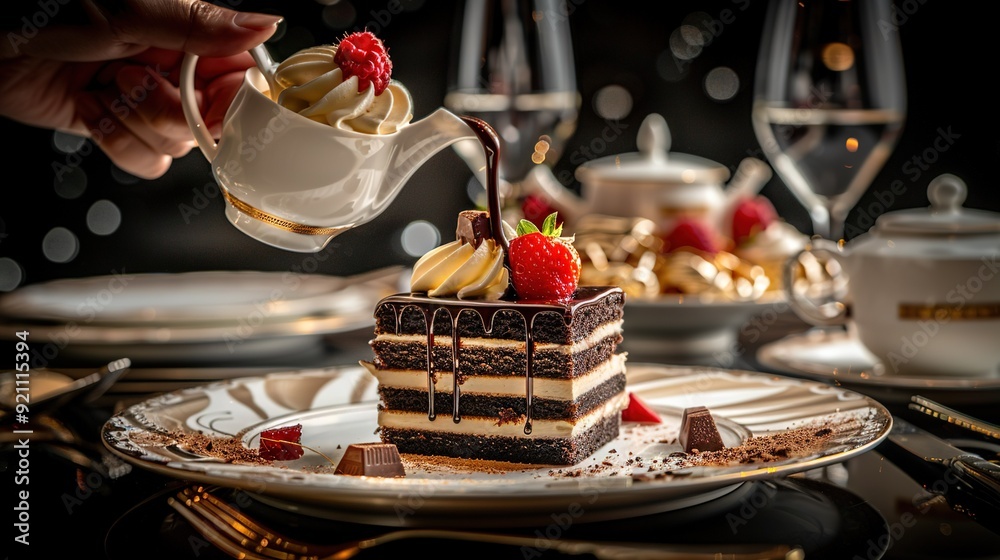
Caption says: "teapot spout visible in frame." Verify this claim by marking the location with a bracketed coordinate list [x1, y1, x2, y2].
[522, 165, 589, 224]
[725, 157, 773, 203]
[381, 108, 478, 204]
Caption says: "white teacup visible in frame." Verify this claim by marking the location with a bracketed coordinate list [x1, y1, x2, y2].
[179, 52, 476, 253]
[785, 174, 1000, 377]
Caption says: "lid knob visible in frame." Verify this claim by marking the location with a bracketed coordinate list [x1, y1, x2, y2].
[636, 113, 671, 161]
[927, 173, 967, 214]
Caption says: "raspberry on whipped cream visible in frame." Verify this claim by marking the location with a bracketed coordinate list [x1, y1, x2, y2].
[270, 32, 413, 134]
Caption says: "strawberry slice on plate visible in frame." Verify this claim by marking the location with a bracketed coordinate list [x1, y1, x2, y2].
[621, 393, 662, 424]
[259, 424, 304, 461]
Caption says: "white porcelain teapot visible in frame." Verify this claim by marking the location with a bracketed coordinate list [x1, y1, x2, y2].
[528, 113, 771, 234]
[179, 52, 477, 253]
[786, 174, 1000, 377]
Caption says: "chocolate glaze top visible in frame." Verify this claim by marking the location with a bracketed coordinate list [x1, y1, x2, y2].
[378, 286, 623, 326]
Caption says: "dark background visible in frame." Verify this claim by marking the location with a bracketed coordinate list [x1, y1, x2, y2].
[1, 0, 998, 289]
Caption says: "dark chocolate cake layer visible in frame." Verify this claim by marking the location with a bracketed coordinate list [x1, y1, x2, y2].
[380, 413, 622, 465]
[370, 332, 622, 379]
[374, 287, 625, 344]
[377, 373, 627, 421]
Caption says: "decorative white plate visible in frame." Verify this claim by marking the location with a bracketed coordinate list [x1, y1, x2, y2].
[756, 328, 1000, 403]
[102, 362, 891, 527]
[0, 268, 403, 325]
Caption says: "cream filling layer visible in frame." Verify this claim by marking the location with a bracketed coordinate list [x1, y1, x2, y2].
[362, 353, 626, 401]
[378, 391, 628, 439]
[373, 320, 623, 354]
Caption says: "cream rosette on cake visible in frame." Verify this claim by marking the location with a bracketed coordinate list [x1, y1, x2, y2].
[410, 238, 509, 300]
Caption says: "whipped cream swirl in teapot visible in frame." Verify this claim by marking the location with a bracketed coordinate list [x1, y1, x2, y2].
[271, 44, 413, 134]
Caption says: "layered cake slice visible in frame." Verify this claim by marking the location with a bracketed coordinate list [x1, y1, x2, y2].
[361, 118, 627, 465]
[362, 284, 626, 465]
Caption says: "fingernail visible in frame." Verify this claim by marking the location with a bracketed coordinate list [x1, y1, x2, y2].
[233, 12, 283, 31]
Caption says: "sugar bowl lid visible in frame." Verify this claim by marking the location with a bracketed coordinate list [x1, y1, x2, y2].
[574, 113, 731, 185]
[875, 174, 1000, 235]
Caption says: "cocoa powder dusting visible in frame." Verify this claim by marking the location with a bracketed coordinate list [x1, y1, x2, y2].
[667, 422, 857, 469]
[169, 430, 271, 465]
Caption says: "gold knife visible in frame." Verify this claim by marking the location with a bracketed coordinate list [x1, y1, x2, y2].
[909, 395, 1000, 441]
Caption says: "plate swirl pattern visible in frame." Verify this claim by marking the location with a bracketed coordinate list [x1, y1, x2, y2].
[102, 363, 890, 526]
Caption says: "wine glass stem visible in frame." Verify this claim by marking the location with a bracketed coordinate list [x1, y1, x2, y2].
[810, 205, 832, 240]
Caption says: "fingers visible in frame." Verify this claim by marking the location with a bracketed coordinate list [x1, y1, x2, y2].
[93, 0, 283, 57]
[1, 0, 281, 61]
[113, 64, 196, 150]
[71, 59, 251, 179]
[75, 91, 174, 179]
[126, 48, 255, 85]
[201, 71, 246, 135]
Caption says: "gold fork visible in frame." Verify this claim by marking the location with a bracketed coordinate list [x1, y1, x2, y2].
[167, 485, 804, 560]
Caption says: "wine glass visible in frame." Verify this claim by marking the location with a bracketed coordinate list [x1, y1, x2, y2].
[751, 0, 906, 241]
[444, 0, 580, 212]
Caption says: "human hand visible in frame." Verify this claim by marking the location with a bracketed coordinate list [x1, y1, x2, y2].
[0, 0, 282, 179]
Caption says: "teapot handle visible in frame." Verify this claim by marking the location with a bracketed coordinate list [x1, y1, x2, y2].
[179, 53, 219, 162]
[783, 237, 851, 327]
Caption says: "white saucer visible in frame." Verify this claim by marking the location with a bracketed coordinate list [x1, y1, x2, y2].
[756, 328, 1000, 403]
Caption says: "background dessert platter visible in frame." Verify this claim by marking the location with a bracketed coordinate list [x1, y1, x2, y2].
[101, 362, 891, 527]
[517, 115, 802, 358]
[0, 266, 406, 366]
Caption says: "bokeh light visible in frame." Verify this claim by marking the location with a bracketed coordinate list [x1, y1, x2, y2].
[42, 227, 79, 263]
[703, 67, 740, 101]
[822, 42, 855, 71]
[593, 84, 633, 120]
[52, 131, 86, 154]
[670, 26, 703, 60]
[86, 200, 122, 236]
[322, 2, 358, 29]
[111, 165, 141, 185]
[400, 220, 441, 257]
[53, 165, 87, 199]
[0, 258, 23, 292]
[679, 22, 707, 48]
